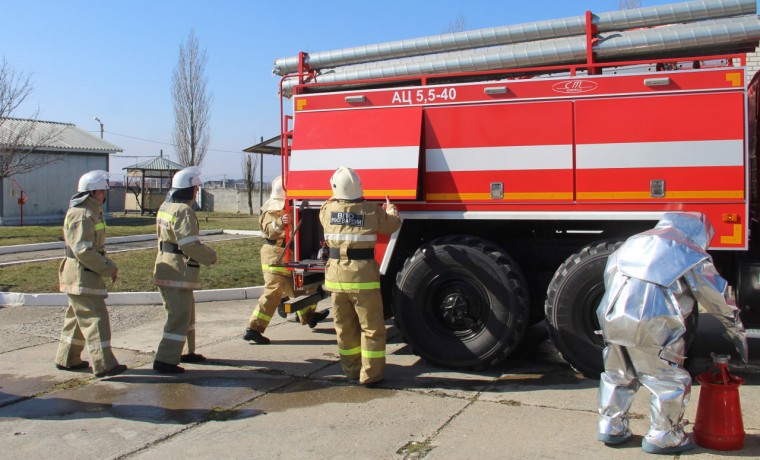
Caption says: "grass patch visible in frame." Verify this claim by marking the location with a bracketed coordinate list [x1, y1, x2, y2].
[0, 212, 259, 246]
[397, 440, 434, 458]
[0, 238, 265, 293]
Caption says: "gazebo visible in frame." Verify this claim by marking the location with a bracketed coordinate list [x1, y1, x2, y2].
[243, 134, 290, 208]
[123, 152, 184, 215]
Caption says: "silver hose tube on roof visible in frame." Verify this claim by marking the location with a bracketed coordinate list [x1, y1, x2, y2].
[596, 14, 760, 59]
[336, 13, 760, 71]
[600, 0, 754, 31]
[280, 36, 586, 97]
[280, 15, 760, 97]
[273, 0, 755, 75]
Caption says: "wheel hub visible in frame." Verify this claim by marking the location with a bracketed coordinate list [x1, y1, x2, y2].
[440, 291, 475, 328]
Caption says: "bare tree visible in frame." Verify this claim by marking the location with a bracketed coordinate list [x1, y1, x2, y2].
[241, 153, 259, 215]
[619, 0, 642, 9]
[445, 14, 468, 33]
[172, 29, 212, 167]
[0, 57, 63, 179]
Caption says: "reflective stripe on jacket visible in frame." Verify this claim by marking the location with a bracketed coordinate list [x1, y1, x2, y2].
[58, 195, 116, 297]
[319, 199, 401, 292]
[153, 200, 217, 290]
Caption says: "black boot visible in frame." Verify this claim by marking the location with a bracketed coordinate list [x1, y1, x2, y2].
[153, 360, 184, 374]
[243, 328, 270, 344]
[180, 353, 207, 363]
[308, 309, 330, 328]
[96, 364, 127, 378]
[56, 361, 89, 371]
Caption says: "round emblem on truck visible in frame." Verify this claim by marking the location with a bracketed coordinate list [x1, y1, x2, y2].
[552, 80, 598, 94]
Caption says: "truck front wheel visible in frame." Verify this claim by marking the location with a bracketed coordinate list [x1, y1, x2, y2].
[393, 235, 530, 369]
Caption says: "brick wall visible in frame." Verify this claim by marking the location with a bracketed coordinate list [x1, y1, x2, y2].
[747, 44, 760, 83]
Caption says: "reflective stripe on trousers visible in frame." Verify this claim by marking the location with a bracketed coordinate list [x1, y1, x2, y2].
[252, 308, 272, 322]
[162, 332, 186, 342]
[87, 340, 111, 351]
[325, 280, 380, 291]
[262, 264, 290, 275]
[337, 346, 385, 359]
[60, 335, 86, 346]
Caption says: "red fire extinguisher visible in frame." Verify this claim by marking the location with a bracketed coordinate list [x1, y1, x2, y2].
[693, 353, 745, 451]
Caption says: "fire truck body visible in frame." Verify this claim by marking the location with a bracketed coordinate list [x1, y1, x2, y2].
[275, 1, 760, 377]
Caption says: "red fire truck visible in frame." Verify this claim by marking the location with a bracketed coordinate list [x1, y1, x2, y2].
[273, 1, 760, 377]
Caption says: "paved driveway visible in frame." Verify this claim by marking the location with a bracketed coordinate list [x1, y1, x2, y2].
[1, 299, 758, 459]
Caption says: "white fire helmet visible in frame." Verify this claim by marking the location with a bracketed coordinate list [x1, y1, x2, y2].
[271, 176, 285, 199]
[172, 166, 202, 189]
[77, 170, 110, 192]
[330, 166, 363, 200]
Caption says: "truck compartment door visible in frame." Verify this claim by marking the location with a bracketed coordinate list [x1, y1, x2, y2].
[288, 106, 422, 200]
[575, 92, 745, 204]
[423, 102, 574, 203]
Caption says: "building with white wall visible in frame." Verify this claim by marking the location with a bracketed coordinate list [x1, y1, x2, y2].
[0, 118, 122, 226]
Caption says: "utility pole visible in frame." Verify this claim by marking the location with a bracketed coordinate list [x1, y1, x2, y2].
[93, 116, 104, 138]
[259, 136, 264, 208]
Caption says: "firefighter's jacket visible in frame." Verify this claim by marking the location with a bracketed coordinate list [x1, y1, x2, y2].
[596, 212, 748, 363]
[259, 200, 290, 276]
[319, 199, 401, 292]
[59, 194, 117, 297]
[153, 200, 217, 290]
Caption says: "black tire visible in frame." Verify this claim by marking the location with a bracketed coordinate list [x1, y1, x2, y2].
[545, 241, 621, 378]
[392, 235, 530, 369]
[545, 241, 699, 378]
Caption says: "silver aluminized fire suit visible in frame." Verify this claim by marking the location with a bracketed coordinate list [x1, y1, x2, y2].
[319, 198, 401, 384]
[55, 194, 120, 375]
[153, 197, 217, 365]
[597, 212, 747, 453]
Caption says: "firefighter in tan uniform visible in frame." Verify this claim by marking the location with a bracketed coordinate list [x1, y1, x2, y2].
[55, 170, 127, 378]
[153, 166, 217, 374]
[319, 167, 401, 384]
[243, 176, 329, 344]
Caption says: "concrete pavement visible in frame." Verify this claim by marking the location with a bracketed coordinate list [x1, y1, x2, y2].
[1, 298, 759, 459]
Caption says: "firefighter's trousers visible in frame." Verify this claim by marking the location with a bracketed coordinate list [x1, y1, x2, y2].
[598, 343, 692, 449]
[248, 271, 316, 331]
[331, 290, 386, 384]
[155, 286, 196, 365]
[55, 294, 119, 375]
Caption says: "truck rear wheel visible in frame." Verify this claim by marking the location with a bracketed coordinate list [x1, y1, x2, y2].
[545, 241, 619, 378]
[545, 241, 699, 379]
[393, 235, 529, 369]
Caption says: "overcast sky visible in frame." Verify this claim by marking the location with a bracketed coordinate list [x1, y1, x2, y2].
[1, 0, 697, 182]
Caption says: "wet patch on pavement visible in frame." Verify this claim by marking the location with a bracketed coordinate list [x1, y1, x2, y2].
[2, 365, 279, 425]
[246, 378, 393, 414]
